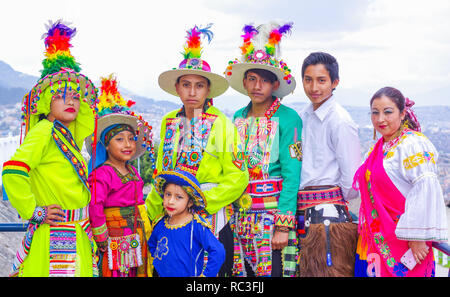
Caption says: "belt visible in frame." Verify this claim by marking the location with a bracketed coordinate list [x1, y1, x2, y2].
[54, 206, 90, 223]
[297, 186, 346, 211]
[247, 177, 283, 197]
[245, 177, 283, 211]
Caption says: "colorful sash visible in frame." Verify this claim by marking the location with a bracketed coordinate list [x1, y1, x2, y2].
[353, 137, 434, 277]
[297, 186, 346, 211]
[11, 206, 98, 277]
[52, 120, 89, 191]
[245, 177, 283, 211]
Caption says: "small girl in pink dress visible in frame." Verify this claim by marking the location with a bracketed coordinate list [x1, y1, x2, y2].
[86, 75, 154, 277]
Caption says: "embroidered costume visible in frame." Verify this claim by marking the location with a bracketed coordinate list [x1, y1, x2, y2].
[297, 86, 361, 275]
[2, 20, 99, 277]
[86, 75, 154, 277]
[145, 25, 249, 276]
[225, 23, 302, 277]
[149, 170, 225, 277]
[354, 129, 448, 277]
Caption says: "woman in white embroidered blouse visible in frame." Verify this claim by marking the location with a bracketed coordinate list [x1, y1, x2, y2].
[354, 86, 448, 277]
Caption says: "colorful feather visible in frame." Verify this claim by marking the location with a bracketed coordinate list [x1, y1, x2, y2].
[96, 74, 135, 117]
[240, 24, 258, 58]
[264, 22, 294, 58]
[183, 23, 214, 59]
[40, 19, 80, 78]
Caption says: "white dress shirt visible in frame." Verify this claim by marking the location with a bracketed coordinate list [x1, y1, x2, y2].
[299, 95, 361, 200]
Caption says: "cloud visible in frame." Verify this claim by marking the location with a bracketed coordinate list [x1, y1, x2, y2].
[0, 0, 449, 107]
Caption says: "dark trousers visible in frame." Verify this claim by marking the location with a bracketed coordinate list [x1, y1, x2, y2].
[218, 222, 234, 277]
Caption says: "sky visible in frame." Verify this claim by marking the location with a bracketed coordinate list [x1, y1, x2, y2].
[1, 0, 450, 111]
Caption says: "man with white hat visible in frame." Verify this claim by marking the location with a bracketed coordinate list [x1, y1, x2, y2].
[225, 22, 302, 277]
[146, 24, 249, 276]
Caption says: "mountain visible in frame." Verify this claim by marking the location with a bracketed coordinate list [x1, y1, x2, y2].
[0, 61, 38, 106]
[0, 60, 180, 111]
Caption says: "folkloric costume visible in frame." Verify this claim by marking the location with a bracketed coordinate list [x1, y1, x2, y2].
[297, 72, 361, 276]
[145, 24, 249, 276]
[354, 102, 448, 277]
[146, 26, 248, 273]
[148, 170, 225, 277]
[225, 22, 302, 277]
[86, 74, 154, 277]
[2, 20, 99, 277]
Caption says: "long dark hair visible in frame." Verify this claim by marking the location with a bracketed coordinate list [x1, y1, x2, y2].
[370, 86, 420, 131]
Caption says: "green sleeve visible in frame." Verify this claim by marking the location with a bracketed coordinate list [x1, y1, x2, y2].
[275, 111, 302, 227]
[2, 121, 51, 220]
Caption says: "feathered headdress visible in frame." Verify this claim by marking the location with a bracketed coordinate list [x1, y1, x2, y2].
[86, 74, 155, 173]
[182, 23, 214, 60]
[20, 19, 98, 139]
[96, 74, 136, 117]
[40, 19, 81, 78]
[239, 22, 293, 61]
[225, 21, 296, 98]
[158, 23, 229, 99]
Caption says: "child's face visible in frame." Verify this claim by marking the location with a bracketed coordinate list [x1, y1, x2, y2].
[106, 130, 136, 163]
[163, 183, 193, 217]
[243, 71, 280, 105]
[47, 90, 81, 126]
[302, 64, 339, 110]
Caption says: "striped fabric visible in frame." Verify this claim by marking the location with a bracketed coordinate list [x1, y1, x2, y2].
[10, 206, 98, 277]
[247, 178, 283, 197]
[297, 186, 346, 211]
[2, 160, 31, 178]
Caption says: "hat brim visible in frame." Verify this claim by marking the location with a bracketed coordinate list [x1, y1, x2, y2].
[158, 69, 229, 99]
[154, 171, 206, 211]
[225, 62, 296, 98]
[85, 113, 149, 161]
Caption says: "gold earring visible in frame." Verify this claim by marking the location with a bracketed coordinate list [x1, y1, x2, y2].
[373, 128, 377, 140]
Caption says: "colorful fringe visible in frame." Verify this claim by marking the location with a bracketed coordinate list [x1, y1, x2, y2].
[232, 211, 297, 277]
[100, 206, 149, 277]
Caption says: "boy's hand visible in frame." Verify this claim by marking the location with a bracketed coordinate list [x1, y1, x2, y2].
[272, 230, 289, 250]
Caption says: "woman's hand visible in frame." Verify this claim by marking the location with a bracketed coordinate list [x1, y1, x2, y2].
[44, 204, 66, 226]
[408, 241, 429, 265]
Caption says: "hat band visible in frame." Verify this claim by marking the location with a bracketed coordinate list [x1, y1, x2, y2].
[178, 58, 211, 72]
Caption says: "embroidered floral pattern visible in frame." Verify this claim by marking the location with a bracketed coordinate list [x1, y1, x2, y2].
[155, 237, 169, 260]
[403, 151, 435, 170]
[161, 113, 217, 176]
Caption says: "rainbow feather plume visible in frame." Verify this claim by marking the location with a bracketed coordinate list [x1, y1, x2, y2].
[240, 24, 258, 58]
[182, 23, 214, 59]
[40, 19, 80, 78]
[96, 74, 135, 117]
[265, 22, 293, 57]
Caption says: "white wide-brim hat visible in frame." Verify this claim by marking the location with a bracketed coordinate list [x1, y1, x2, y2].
[225, 60, 296, 99]
[158, 58, 229, 99]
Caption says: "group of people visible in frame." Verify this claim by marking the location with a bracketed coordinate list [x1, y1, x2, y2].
[2, 20, 448, 278]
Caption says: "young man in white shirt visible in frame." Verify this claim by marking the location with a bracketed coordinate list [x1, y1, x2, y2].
[297, 52, 361, 276]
